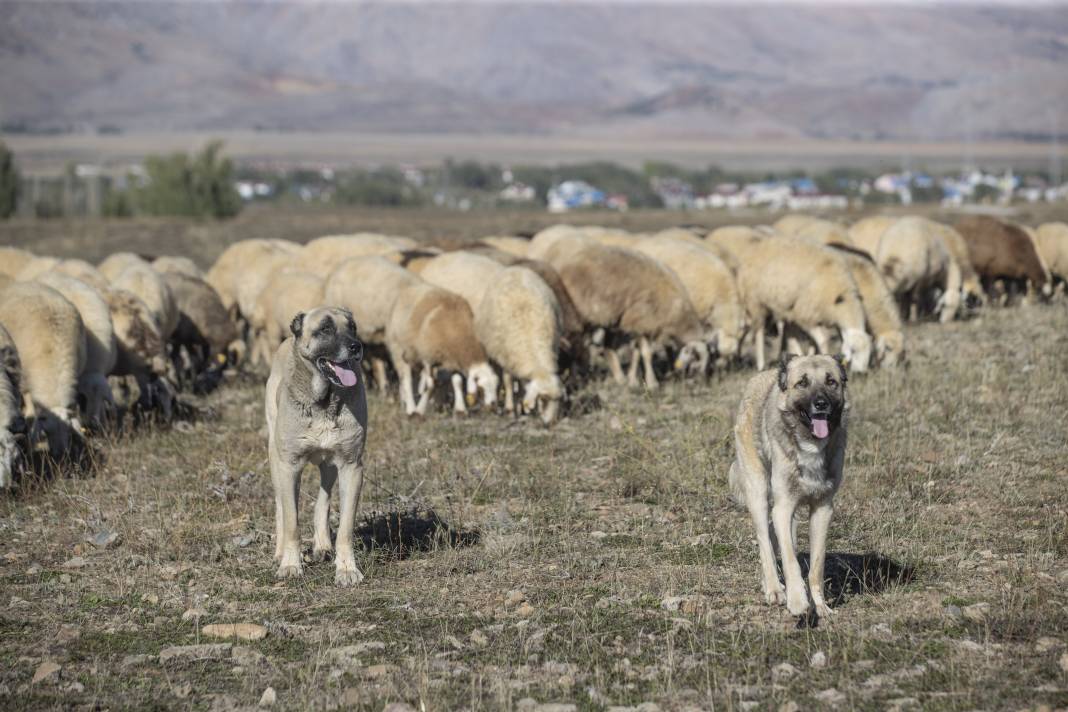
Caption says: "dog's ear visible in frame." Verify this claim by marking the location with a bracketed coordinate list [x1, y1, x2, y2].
[833, 353, 848, 384]
[777, 353, 796, 392]
[290, 312, 305, 338]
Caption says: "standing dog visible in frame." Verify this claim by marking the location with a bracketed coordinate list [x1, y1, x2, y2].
[729, 354, 849, 617]
[265, 306, 367, 586]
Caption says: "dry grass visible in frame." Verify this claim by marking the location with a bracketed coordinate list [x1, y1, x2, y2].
[1, 299, 1066, 710]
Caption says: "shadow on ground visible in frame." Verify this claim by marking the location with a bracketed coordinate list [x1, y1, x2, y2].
[356, 508, 480, 560]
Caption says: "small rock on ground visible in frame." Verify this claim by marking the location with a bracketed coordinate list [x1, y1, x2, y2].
[259, 687, 276, 707]
[814, 688, 846, 706]
[810, 651, 828, 668]
[159, 643, 233, 664]
[32, 661, 62, 684]
[202, 623, 268, 641]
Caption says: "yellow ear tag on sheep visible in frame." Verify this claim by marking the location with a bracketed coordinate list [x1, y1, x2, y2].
[673, 358, 683, 370]
[216, 353, 227, 364]
[465, 393, 476, 407]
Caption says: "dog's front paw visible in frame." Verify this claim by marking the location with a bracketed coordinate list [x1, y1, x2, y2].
[764, 583, 787, 606]
[310, 547, 333, 563]
[335, 567, 364, 587]
[275, 563, 303, 579]
[786, 589, 811, 616]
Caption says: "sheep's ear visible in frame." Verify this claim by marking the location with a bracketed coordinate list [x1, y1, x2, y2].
[777, 353, 796, 392]
[833, 353, 848, 384]
[290, 312, 305, 338]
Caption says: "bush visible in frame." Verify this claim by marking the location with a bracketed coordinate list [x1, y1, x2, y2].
[333, 167, 421, 207]
[0, 141, 19, 219]
[134, 141, 241, 218]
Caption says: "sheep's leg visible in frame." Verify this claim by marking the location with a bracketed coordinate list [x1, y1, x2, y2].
[775, 320, 786, 361]
[626, 344, 641, 388]
[606, 349, 627, 385]
[811, 327, 831, 355]
[414, 363, 433, 415]
[639, 337, 659, 390]
[395, 358, 417, 415]
[755, 323, 767, 371]
[450, 372, 467, 414]
[503, 372, 515, 416]
[371, 357, 389, 395]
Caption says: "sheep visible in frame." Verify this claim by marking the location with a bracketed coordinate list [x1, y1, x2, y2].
[825, 244, 906, 367]
[633, 238, 744, 364]
[34, 272, 117, 426]
[875, 216, 962, 323]
[0, 247, 36, 278]
[735, 236, 872, 373]
[250, 270, 325, 368]
[954, 216, 1052, 300]
[419, 252, 506, 314]
[324, 256, 423, 393]
[206, 239, 300, 318]
[382, 247, 443, 275]
[51, 259, 111, 293]
[386, 282, 498, 416]
[772, 214, 820, 236]
[0, 282, 87, 458]
[848, 215, 898, 257]
[1035, 222, 1068, 290]
[795, 218, 853, 246]
[161, 271, 239, 386]
[587, 229, 643, 249]
[927, 221, 985, 311]
[551, 243, 709, 389]
[98, 252, 150, 282]
[475, 266, 563, 424]
[15, 256, 61, 281]
[528, 225, 597, 263]
[704, 225, 769, 273]
[0, 324, 24, 488]
[650, 227, 707, 247]
[111, 263, 180, 339]
[480, 236, 531, 257]
[297, 233, 418, 276]
[153, 255, 205, 280]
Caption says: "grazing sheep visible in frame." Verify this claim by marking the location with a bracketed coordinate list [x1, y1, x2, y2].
[0, 282, 87, 457]
[927, 221, 985, 310]
[528, 225, 596, 263]
[298, 233, 418, 276]
[383, 247, 443, 275]
[480, 236, 531, 257]
[51, 259, 111, 293]
[34, 272, 117, 426]
[206, 239, 300, 318]
[587, 229, 643, 249]
[735, 236, 872, 373]
[848, 215, 898, 257]
[634, 238, 745, 364]
[0, 324, 24, 488]
[650, 227, 707, 248]
[475, 266, 563, 424]
[772, 214, 820, 236]
[552, 243, 709, 389]
[704, 225, 769, 273]
[105, 289, 173, 420]
[386, 282, 498, 415]
[98, 252, 150, 282]
[877, 217, 962, 323]
[1035, 222, 1068, 288]
[111, 263, 180, 339]
[15, 256, 61, 281]
[251, 270, 325, 367]
[419, 252, 506, 313]
[0, 247, 36, 278]
[324, 256, 423, 393]
[153, 255, 205, 280]
[954, 216, 1052, 299]
[826, 244, 906, 367]
[162, 272, 239, 382]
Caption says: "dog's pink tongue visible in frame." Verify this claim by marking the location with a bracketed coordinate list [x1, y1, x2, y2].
[330, 362, 358, 387]
[812, 418, 830, 439]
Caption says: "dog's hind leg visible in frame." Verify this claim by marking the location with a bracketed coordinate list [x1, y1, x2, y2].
[807, 500, 834, 618]
[334, 461, 366, 587]
[313, 463, 338, 562]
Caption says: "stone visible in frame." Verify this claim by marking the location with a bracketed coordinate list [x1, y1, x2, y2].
[962, 603, 990, 622]
[62, 557, 88, 569]
[1035, 637, 1060, 653]
[202, 623, 268, 641]
[505, 590, 527, 607]
[814, 688, 846, 706]
[778, 703, 801, 712]
[470, 629, 489, 647]
[232, 646, 265, 667]
[181, 608, 207, 622]
[259, 687, 277, 707]
[772, 662, 799, 683]
[158, 643, 233, 664]
[121, 654, 155, 668]
[87, 530, 120, 549]
[810, 651, 827, 668]
[516, 602, 536, 618]
[32, 661, 61, 684]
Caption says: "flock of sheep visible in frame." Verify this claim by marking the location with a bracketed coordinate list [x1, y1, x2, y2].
[0, 213, 1065, 489]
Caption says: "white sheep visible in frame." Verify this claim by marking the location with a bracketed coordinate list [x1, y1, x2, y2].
[0, 247, 36, 278]
[0, 282, 87, 457]
[250, 270, 325, 368]
[825, 244, 906, 367]
[876, 216, 962, 323]
[98, 252, 150, 282]
[418, 252, 506, 314]
[111, 263, 180, 339]
[0, 323, 23, 488]
[298, 233, 418, 276]
[153, 255, 205, 280]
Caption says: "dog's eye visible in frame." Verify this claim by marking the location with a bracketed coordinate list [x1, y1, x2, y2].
[795, 375, 809, 389]
[316, 321, 335, 337]
[826, 375, 837, 387]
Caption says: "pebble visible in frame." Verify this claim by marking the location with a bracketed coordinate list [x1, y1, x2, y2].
[1035, 637, 1060, 653]
[62, 557, 88, 569]
[810, 651, 827, 668]
[469, 629, 489, 647]
[32, 661, 61, 684]
[122, 654, 156, 668]
[505, 590, 527, 607]
[202, 623, 268, 641]
[772, 662, 799, 683]
[158, 643, 233, 664]
[181, 608, 207, 622]
[778, 703, 801, 712]
[259, 687, 276, 707]
[232, 646, 265, 666]
[868, 623, 893, 638]
[516, 602, 536, 618]
[87, 530, 120, 549]
[814, 688, 846, 706]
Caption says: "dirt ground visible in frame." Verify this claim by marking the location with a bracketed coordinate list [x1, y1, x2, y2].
[0, 291, 1066, 710]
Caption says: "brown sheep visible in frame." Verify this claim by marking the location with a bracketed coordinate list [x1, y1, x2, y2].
[954, 216, 1052, 300]
[162, 272, 239, 386]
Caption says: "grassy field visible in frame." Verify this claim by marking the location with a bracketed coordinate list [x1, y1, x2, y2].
[0, 295, 1066, 710]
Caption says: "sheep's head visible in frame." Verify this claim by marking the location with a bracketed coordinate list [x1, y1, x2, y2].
[840, 328, 872, 374]
[465, 362, 499, 408]
[876, 331, 906, 368]
[522, 375, 563, 425]
[673, 340, 709, 378]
